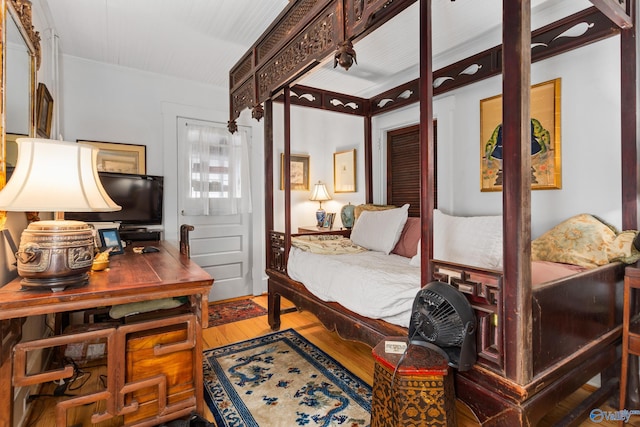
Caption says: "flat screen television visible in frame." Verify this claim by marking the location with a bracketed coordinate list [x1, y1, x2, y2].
[65, 172, 164, 227]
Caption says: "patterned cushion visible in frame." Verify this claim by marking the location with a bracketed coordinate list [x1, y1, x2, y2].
[291, 235, 368, 254]
[354, 204, 396, 220]
[531, 213, 640, 268]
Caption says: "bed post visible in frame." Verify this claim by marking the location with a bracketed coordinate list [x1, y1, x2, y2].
[620, 0, 638, 406]
[364, 114, 373, 204]
[620, 3, 637, 231]
[419, 0, 435, 284]
[264, 99, 274, 269]
[501, 0, 533, 384]
[283, 86, 292, 267]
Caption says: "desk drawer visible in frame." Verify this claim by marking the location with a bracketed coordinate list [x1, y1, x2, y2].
[124, 316, 197, 424]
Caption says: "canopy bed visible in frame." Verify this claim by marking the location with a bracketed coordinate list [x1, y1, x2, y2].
[228, 0, 637, 425]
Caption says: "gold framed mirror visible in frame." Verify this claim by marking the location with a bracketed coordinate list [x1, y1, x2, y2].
[1, 0, 40, 227]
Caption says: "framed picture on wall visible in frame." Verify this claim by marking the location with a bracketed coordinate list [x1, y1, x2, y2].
[36, 83, 53, 138]
[333, 149, 356, 193]
[280, 153, 310, 191]
[77, 140, 147, 174]
[480, 78, 562, 192]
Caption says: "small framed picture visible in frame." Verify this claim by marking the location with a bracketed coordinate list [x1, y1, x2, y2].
[98, 228, 124, 255]
[323, 212, 336, 229]
[280, 153, 310, 191]
[36, 83, 54, 138]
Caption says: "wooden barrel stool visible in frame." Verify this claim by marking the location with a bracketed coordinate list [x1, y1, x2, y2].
[371, 337, 456, 427]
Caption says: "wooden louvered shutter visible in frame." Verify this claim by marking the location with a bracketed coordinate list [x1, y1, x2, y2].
[386, 122, 437, 217]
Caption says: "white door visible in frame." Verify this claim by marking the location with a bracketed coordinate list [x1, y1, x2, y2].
[177, 117, 252, 302]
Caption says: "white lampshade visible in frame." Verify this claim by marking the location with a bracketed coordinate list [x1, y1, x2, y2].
[0, 138, 122, 291]
[0, 138, 121, 213]
[310, 181, 331, 202]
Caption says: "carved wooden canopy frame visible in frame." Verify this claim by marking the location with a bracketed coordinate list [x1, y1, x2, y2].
[227, 0, 632, 132]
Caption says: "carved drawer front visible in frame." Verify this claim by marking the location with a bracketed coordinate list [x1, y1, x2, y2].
[124, 316, 197, 425]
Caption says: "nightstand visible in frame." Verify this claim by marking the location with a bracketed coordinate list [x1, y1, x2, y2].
[297, 226, 351, 237]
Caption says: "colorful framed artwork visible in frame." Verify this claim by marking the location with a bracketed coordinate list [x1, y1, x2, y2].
[98, 228, 124, 255]
[78, 140, 147, 174]
[280, 153, 310, 191]
[334, 149, 356, 193]
[36, 83, 53, 138]
[480, 78, 561, 192]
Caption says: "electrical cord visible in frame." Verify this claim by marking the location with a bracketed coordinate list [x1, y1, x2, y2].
[28, 357, 91, 401]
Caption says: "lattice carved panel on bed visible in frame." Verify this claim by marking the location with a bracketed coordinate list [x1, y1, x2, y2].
[270, 232, 286, 273]
[432, 260, 504, 373]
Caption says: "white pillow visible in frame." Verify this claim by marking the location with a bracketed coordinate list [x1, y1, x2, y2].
[410, 239, 421, 267]
[350, 204, 409, 254]
[433, 209, 503, 270]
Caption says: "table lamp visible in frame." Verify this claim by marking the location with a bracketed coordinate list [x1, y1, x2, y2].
[0, 138, 121, 291]
[310, 181, 331, 227]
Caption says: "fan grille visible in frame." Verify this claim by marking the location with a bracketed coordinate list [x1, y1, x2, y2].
[412, 289, 466, 346]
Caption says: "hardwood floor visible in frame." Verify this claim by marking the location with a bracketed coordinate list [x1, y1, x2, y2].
[23, 294, 639, 426]
[203, 295, 640, 427]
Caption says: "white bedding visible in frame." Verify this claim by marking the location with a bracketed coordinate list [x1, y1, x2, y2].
[287, 247, 421, 328]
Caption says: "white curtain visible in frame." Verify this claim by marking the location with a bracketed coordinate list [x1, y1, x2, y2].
[180, 120, 252, 216]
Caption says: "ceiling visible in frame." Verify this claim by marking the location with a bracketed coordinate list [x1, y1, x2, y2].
[39, 0, 593, 98]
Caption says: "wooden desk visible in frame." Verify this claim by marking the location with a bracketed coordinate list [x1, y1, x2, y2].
[0, 240, 213, 427]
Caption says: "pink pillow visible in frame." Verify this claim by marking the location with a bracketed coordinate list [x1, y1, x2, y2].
[392, 217, 421, 258]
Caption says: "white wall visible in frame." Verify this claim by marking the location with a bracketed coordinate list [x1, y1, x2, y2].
[59, 55, 267, 295]
[270, 35, 623, 239]
[373, 35, 622, 238]
[59, 56, 225, 175]
[272, 104, 365, 231]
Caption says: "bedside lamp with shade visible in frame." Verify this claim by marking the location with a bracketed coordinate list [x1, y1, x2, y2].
[310, 181, 331, 227]
[0, 138, 121, 291]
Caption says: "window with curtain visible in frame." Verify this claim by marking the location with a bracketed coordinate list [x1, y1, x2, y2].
[179, 118, 252, 216]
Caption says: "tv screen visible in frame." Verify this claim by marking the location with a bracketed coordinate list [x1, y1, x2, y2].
[65, 172, 163, 226]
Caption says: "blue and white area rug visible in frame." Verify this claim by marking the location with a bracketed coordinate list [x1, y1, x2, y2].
[203, 329, 372, 427]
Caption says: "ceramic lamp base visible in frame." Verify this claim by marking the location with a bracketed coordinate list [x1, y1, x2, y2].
[316, 209, 326, 227]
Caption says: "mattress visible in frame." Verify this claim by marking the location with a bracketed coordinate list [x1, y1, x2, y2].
[287, 245, 586, 329]
[287, 247, 421, 328]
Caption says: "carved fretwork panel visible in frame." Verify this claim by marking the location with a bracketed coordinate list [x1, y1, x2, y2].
[321, 92, 367, 115]
[589, 0, 633, 28]
[270, 231, 286, 273]
[256, 0, 330, 64]
[256, 2, 342, 101]
[13, 314, 198, 427]
[432, 261, 504, 373]
[274, 84, 369, 116]
[370, 80, 420, 115]
[230, 52, 253, 91]
[289, 86, 323, 108]
[432, 7, 617, 97]
[230, 79, 255, 122]
[345, 0, 417, 40]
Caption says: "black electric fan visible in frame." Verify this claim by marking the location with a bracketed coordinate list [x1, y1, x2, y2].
[408, 281, 477, 371]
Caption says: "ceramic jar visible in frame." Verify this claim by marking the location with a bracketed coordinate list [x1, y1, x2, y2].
[340, 203, 355, 229]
